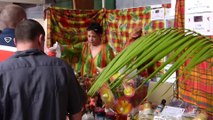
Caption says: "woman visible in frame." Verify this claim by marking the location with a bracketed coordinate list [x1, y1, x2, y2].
[72, 22, 115, 78]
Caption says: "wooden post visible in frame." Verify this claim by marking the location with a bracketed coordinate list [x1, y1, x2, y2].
[72, 0, 76, 10]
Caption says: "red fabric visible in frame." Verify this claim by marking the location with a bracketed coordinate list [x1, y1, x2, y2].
[0, 50, 14, 62]
[175, 0, 213, 116]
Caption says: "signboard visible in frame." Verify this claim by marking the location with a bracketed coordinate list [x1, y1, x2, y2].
[185, 12, 213, 36]
[185, 0, 213, 13]
[151, 7, 165, 20]
[0, 0, 56, 4]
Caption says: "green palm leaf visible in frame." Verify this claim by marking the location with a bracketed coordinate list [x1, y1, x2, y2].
[88, 28, 213, 99]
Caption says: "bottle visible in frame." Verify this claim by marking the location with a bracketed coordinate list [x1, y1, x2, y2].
[94, 94, 105, 120]
[154, 99, 166, 115]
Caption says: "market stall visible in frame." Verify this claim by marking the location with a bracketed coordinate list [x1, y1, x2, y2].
[45, 1, 213, 119]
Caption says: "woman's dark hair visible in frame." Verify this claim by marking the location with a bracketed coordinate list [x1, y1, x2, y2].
[87, 22, 103, 34]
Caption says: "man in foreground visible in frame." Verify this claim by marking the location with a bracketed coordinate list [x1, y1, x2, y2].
[0, 19, 86, 120]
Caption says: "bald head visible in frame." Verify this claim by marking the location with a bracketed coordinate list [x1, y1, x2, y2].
[0, 4, 26, 28]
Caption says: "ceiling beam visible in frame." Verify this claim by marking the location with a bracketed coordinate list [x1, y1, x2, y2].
[0, 0, 44, 4]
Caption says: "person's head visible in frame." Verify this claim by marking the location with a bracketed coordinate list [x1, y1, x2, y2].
[87, 22, 103, 46]
[0, 4, 26, 28]
[129, 27, 142, 40]
[15, 19, 45, 51]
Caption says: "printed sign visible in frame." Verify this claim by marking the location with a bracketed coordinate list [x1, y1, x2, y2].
[151, 8, 165, 20]
[185, 0, 213, 13]
[185, 12, 213, 35]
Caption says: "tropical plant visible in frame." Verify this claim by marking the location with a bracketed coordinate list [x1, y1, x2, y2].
[87, 28, 213, 101]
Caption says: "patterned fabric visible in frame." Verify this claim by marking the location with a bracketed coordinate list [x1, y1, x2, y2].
[45, 6, 170, 77]
[45, 7, 105, 48]
[104, 6, 168, 53]
[45, 5, 170, 54]
[175, 0, 213, 116]
[178, 59, 213, 116]
[74, 43, 115, 77]
[174, 0, 184, 28]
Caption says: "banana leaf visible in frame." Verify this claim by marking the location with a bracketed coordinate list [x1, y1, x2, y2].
[87, 28, 213, 100]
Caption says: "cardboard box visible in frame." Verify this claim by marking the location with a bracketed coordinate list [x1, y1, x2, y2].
[147, 81, 174, 105]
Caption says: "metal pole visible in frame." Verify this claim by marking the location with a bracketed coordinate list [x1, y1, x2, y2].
[102, 0, 105, 8]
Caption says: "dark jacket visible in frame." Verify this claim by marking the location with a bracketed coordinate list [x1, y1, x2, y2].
[0, 49, 86, 120]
